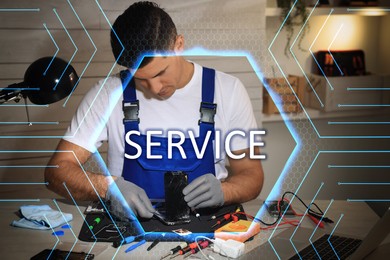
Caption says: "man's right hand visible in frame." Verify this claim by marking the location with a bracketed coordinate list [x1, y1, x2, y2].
[106, 177, 155, 220]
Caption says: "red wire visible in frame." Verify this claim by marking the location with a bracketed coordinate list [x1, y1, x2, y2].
[232, 209, 300, 231]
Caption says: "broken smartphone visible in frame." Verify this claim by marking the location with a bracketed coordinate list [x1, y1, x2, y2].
[153, 171, 191, 225]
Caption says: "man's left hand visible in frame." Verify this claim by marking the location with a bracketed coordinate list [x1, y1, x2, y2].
[183, 173, 224, 209]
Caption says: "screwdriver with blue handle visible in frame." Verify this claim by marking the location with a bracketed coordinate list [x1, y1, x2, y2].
[112, 228, 159, 248]
[112, 233, 144, 248]
[124, 239, 146, 253]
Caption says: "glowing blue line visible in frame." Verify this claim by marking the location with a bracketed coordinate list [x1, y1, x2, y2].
[328, 24, 344, 76]
[268, 0, 296, 50]
[329, 165, 390, 168]
[67, 43, 299, 252]
[0, 136, 66, 139]
[0, 165, 56, 168]
[65, 5, 130, 251]
[63, 0, 98, 107]
[52, 8, 78, 91]
[43, 214, 60, 260]
[0, 182, 48, 185]
[0, 150, 58, 152]
[339, 104, 390, 107]
[290, 0, 324, 107]
[0, 121, 59, 125]
[266, 0, 303, 203]
[0, 104, 48, 107]
[0, 88, 39, 91]
[323, 136, 390, 139]
[290, 182, 324, 259]
[67, 149, 127, 257]
[266, 75, 390, 139]
[42, 23, 59, 76]
[0, 150, 72, 154]
[238, 10, 313, 255]
[328, 121, 390, 125]
[339, 182, 390, 185]
[263, 10, 314, 255]
[309, 9, 335, 91]
[0, 199, 40, 202]
[0, 8, 40, 12]
[347, 8, 390, 11]
[347, 88, 389, 91]
[255, 84, 301, 198]
[347, 199, 390, 202]
[268, 0, 347, 141]
[52, 198, 78, 258]
[63, 182, 97, 255]
[310, 199, 334, 259]
[70, 0, 124, 154]
[325, 150, 390, 153]
[328, 214, 344, 260]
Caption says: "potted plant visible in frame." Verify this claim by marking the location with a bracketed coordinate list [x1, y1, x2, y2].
[278, 0, 310, 57]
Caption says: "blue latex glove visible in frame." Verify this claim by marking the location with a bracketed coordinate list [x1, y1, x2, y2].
[106, 177, 155, 220]
[183, 173, 224, 209]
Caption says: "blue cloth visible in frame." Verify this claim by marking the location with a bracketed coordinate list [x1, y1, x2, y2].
[11, 205, 73, 230]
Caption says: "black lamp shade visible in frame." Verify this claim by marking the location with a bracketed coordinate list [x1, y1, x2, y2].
[23, 57, 79, 105]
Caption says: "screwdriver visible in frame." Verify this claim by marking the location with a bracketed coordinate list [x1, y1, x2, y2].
[160, 242, 188, 259]
[170, 241, 200, 259]
[207, 210, 232, 221]
[211, 213, 232, 228]
[113, 234, 142, 248]
[183, 240, 210, 258]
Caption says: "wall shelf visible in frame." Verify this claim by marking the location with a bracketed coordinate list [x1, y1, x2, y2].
[266, 6, 390, 17]
[262, 107, 390, 123]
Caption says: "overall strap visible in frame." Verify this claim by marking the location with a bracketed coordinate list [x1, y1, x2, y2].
[120, 67, 217, 134]
[199, 67, 217, 138]
[120, 70, 139, 131]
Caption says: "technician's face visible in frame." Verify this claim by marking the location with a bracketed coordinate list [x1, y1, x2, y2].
[132, 56, 184, 100]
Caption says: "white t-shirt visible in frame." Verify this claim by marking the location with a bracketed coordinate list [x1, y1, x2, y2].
[64, 62, 258, 179]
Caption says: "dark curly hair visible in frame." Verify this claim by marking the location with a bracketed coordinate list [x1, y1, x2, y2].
[111, 1, 177, 69]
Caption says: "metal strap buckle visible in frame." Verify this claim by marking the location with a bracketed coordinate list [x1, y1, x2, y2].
[199, 102, 217, 125]
[123, 100, 140, 123]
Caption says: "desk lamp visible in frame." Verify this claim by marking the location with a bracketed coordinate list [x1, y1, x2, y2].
[0, 57, 78, 124]
[0, 56, 78, 105]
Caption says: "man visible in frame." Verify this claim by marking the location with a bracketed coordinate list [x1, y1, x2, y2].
[45, 1, 264, 220]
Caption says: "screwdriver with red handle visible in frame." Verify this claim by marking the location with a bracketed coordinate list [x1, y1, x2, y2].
[160, 242, 188, 259]
[183, 240, 210, 258]
[211, 213, 239, 228]
[170, 241, 201, 259]
[211, 214, 232, 228]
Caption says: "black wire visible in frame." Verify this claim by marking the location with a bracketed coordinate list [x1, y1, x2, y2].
[283, 191, 324, 216]
[254, 191, 325, 226]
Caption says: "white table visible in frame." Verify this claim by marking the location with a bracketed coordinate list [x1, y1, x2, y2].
[0, 198, 387, 259]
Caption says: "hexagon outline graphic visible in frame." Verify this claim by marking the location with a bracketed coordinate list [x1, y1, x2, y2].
[84, 47, 300, 242]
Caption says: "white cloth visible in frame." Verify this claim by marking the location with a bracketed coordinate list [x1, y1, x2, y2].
[11, 205, 73, 230]
[64, 62, 258, 179]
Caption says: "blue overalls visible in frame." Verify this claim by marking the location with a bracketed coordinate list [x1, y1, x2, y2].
[120, 67, 217, 200]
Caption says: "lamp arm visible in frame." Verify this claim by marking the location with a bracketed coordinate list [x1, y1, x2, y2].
[0, 82, 26, 104]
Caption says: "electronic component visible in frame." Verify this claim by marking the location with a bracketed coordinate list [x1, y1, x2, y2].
[264, 200, 295, 217]
[213, 238, 245, 258]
